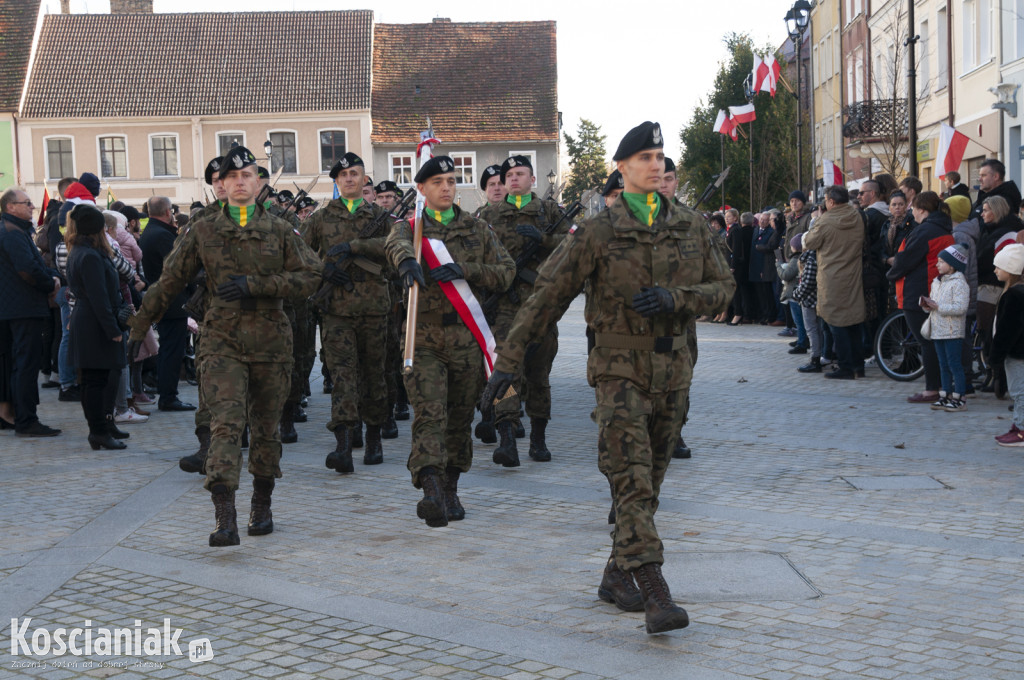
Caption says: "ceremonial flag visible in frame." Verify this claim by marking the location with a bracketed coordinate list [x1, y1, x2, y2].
[822, 159, 844, 187]
[713, 109, 737, 140]
[936, 123, 970, 179]
[729, 103, 756, 124]
[333, 182, 339, 199]
[752, 55, 767, 92]
[37, 186, 49, 226]
[762, 55, 780, 96]
[106, 187, 117, 209]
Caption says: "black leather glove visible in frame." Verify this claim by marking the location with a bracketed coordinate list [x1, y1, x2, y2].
[430, 263, 464, 282]
[215, 275, 251, 302]
[327, 242, 351, 260]
[324, 263, 351, 287]
[398, 258, 426, 289]
[479, 369, 515, 418]
[516, 224, 543, 242]
[632, 286, 675, 317]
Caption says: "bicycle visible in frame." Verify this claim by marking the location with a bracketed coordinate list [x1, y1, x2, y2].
[873, 310, 987, 383]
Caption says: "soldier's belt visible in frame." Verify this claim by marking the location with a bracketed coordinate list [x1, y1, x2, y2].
[593, 333, 687, 353]
[418, 310, 462, 327]
[209, 298, 284, 311]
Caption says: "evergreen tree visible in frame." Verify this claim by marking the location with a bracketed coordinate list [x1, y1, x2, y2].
[563, 119, 607, 205]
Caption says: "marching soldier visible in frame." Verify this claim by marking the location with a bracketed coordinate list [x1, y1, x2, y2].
[304, 152, 393, 471]
[128, 146, 321, 546]
[481, 122, 733, 633]
[479, 155, 566, 467]
[374, 179, 410, 434]
[374, 180, 402, 213]
[294, 196, 317, 221]
[473, 164, 506, 217]
[385, 155, 515, 527]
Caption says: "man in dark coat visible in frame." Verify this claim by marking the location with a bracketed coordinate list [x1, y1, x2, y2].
[971, 159, 1022, 221]
[0, 189, 61, 436]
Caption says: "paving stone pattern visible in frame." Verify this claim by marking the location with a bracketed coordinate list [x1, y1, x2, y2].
[2, 298, 1023, 679]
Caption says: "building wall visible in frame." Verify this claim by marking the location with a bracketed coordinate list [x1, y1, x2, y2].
[998, 1, 1024, 193]
[842, 5, 873, 182]
[811, 0, 845, 193]
[0, 117, 16, 188]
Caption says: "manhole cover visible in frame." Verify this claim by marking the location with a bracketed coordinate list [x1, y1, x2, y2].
[661, 551, 819, 603]
[842, 475, 948, 490]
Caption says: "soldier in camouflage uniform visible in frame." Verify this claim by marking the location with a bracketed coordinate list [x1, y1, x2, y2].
[128, 146, 321, 547]
[304, 153, 393, 471]
[601, 170, 624, 210]
[479, 156, 567, 467]
[375, 180, 408, 436]
[385, 155, 515, 528]
[482, 123, 733, 634]
[472, 164, 506, 218]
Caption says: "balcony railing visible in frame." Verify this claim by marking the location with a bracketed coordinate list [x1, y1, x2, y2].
[842, 98, 908, 139]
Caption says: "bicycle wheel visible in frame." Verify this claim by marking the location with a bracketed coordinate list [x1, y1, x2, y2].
[874, 310, 924, 381]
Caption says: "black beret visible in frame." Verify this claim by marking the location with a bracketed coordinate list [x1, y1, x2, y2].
[612, 121, 664, 161]
[71, 204, 105, 236]
[328, 152, 365, 179]
[364, 176, 375, 187]
[600, 170, 624, 197]
[479, 164, 501, 190]
[414, 155, 455, 183]
[375, 180, 400, 194]
[204, 156, 224, 185]
[257, 166, 270, 179]
[500, 155, 533, 182]
[218, 146, 257, 179]
[277, 190, 294, 202]
[295, 196, 316, 210]
[664, 157, 676, 173]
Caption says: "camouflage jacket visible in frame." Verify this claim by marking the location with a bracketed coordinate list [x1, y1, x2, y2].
[494, 195, 734, 392]
[268, 203, 303, 233]
[130, 203, 322, 363]
[385, 205, 515, 316]
[303, 198, 392, 317]
[478, 193, 567, 303]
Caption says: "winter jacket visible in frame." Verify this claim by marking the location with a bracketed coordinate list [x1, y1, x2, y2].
[783, 211, 811, 259]
[885, 214, 915, 259]
[67, 242, 126, 371]
[990, 284, 1024, 366]
[139, 216, 192, 320]
[977, 214, 1024, 287]
[951, 218, 980, 315]
[726, 223, 752, 281]
[886, 210, 954, 312]
[801, 201, 865, 327]
[749, 226, 779, 282]
[971, 180, 1022, 222]
[927, 271, 969, 340]
[0, 213, 57, 320]
[792, 250, 818, 308]
[778, 254, 799, 302]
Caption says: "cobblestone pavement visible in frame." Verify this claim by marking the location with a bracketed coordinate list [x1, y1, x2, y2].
[3, 298, 1023, 679]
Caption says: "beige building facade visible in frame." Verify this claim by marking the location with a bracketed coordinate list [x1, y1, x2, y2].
[811, 0, 846, 191]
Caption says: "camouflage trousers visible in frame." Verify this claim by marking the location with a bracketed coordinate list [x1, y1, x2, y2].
[193, 334, 211, 431]
[322, 313, 389, 429]
[595, 379, 686, 571]
[682, 318, 697, 427]
[201, 354, 291, 492]
[385, 303, 404, 406]
[491, 305, 557, 424]
[403, 320, 484, 487]
[293, 300, 316, 400]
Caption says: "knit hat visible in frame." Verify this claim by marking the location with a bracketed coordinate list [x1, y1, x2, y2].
[790, 234, 803, 253]
[71, 204, 105, 235]
[994, 243, 1024, 275]
[938, 243, 969, 273]
[945, 195, 971, 224]
[789, 190, 807, 204]
[78, 172, 101, 198]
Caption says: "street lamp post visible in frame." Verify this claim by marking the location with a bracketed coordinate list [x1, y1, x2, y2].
[786, 0, 811, 194]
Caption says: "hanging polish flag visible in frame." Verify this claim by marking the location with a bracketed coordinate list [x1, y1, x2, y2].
[752, 55, 768, 92]
[713, 109, 737, 140]
[935, 123, 970, 179]
[729, 103, 756, 124]
[822, 159, 844, 187]
[763, 55, 780, 97]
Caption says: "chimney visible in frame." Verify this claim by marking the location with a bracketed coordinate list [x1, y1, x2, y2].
[110, 0, 154, 13]
[60, 0, 70, 13]
[432, 17, 451, 23]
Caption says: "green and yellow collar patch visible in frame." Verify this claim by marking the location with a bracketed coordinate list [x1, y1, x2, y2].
[428, 207, 455, 225]
[621, 192, 661, 227]
[228, 204, 257, 227]
[506, 193, 532, 210]
[342, 197, 363, 214]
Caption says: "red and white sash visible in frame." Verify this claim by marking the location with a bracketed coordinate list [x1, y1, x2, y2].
[420, 237, 498, 377]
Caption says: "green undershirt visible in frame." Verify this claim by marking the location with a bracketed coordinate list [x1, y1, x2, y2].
[621, 192, 661, 227]
[507, 193, 532, 210]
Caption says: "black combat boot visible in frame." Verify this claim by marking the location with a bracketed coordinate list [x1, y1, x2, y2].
[528, 418, 551, 462]
[633, 563, 690, 634]
[382, 414, 399, 439]
[598, 558, 644, 612]
[416, 466, 448, 527]
[514, 420, 526, 438]
[351, 422, 363, 448]
[280, 402, 298, 444]
[363, 425, 383, 465]
[672, 436, 691, 459]
[247, 476, 274, 536]
[179, 426, 211, 474]
[444, 467, 465, 521]
[474, 415, 497, 444]
[89, 417, 126, 451]
[293, 402, 308, 423]
[326, 427, 354, 474]
[798, 357, 822, 373]
[209, 484, 240, 546]
[492, 421, 520, 467]
[394, 385, 410, 420]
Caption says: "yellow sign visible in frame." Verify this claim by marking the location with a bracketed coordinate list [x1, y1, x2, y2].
[916, 140, 933, 162]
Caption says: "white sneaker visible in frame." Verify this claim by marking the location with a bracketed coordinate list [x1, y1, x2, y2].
[114, 407, 149, 424]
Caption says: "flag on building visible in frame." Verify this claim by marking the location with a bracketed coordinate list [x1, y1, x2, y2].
[37, 186, 49, 226]
[936, 123, 970, 179]
[729, 103, 756, 125]
[713, 109, 737, 140]
[822, 159, 844, 187]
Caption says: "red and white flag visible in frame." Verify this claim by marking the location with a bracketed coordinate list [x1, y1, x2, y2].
[729, 103, 756, 125]
[752, 55, 767, 92]
[936, 123, 969, 179]
[822, 159, 844, 187]
[713, 109, 737, 140]
[762, 55, 780, 96]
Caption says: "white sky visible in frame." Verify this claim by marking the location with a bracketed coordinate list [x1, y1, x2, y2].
[57, 0, 790, 161]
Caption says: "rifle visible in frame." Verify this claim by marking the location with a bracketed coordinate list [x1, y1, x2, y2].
[693, 166, 730, 210]
[481, 200, 582, 318]
[255, 167, 285, 206]
[278, 176, 319, 214]
[309, 189, 417, 311]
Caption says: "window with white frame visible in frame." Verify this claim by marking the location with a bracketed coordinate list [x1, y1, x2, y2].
[919, 20, 930, 96]
[823, 33, 832, 79]
[509, 150, 538, 187]
[854, 47, 864, 102]
[45, 137, 73, 179]
[99, 136, 127, 178]
[217, 132, 245, 157]
[813, 44, 820, 85]
[937, 6, 949, 87]
[961, 0, 992, 71]
[269, 131, 297, 174]
[150, 134, 178, 177]
[1010, 0, 1024, 62]
[450, 153, 475, 186]
[389, 153, 415, 185]
[319, 130, 347, 172]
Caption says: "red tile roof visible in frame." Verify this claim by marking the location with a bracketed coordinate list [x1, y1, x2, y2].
[22, 10, 372, 118]
[371, 20, 558, 144]
[0, 1, 40, 113]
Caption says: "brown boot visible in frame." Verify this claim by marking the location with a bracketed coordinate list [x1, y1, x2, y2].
[444, 467, 465, 521]
[209, 484, 239, 547]
[326, 427, 354, 473]
[247, 476, 274, 536]
[416, 466, 448, 527]
[363, 425, 383, 465]
[280, 401, 298, 444]
[597, 559, 643, 612]
[632, 563, 689, 633]
[179, 426, 210, 474]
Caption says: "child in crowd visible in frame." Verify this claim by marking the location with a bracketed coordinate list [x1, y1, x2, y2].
[920, 244, 970, 411]
[791, 235, 823, 373]
[989, 244, 1024, 446]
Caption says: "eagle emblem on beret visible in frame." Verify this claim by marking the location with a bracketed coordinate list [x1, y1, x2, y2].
[487, 167, 497, 175]
[652, 125, 662, 145]
[439, 160, 451, 171]
[340, 158, 349, 168]
[211, 160, 220, 170]
[232, 154, 243, 168]
[508, 158, 518, 167]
